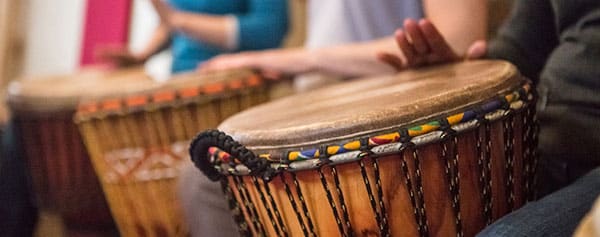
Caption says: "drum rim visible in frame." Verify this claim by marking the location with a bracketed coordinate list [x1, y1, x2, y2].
[219, 60, 524, 150]
[6, 67, 156, 115]
[197, 81, 534, 175]
[74, 69, 265, 122]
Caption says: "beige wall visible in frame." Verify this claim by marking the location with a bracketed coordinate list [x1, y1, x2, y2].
[283, 0, 307, 47]
[22, 0, 85, 76]
[0, 0, 25, 84]
[0, 0, 26, 124]
[129, 0, 160, 52]
[20, 0, 156, 77]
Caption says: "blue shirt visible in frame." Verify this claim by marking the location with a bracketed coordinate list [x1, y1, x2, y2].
[168, 0, 288, 73]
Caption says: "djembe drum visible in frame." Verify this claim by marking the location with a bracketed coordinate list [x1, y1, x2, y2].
[75, 70, 273, 237]
[7, 68, 158, 236]
[190, 60, 539, 237]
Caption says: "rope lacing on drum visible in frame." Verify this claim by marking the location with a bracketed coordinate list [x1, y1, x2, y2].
[525, 91, 540, 201]
[323, 143, 355, 237]
[232, 175, 265, 236]
[316, 146, 349, 237]
[502, 110, 516, 212]
[220, 178, 254, 236]
[251, 176, 288, 237]
[474, 107, 493, 226]
[189, 129, 276, 182]
[357, 137, 390, 237]
[279, 173, 314, 237]
[281, 151, 317, 237]
[190, 129, 277, 236]
[399, 130, 430, 237]
[440, 119, 463, 237]
[211, 149, 264, 236]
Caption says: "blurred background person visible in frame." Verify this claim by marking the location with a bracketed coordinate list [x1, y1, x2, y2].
[98, 0, 288, 75]
[0, 0, 290, 236]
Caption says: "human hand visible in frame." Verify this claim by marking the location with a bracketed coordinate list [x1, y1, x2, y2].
[377, 19, 487, 70]
[95, 46, 145, 67]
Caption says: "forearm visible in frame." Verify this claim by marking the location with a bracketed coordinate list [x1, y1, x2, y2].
[170, 12, 235, 50]
[136, 23, 171, 60]
[279, 37, 426, 78]
[424, 0, 488, 54]
[310, 37, 398, 77]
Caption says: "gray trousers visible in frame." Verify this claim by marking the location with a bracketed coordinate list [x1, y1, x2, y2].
[477, 167, 600, 237]
[178, 164, 239, 237]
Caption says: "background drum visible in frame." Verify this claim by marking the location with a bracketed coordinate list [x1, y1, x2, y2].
[7, 67, 159, 236]
[191, 60, 538, 237]
[75, 70, 276, 237]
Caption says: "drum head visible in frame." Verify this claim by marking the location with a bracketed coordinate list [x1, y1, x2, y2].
[7, 67, 158, 115]
[219, 60, 525, 151]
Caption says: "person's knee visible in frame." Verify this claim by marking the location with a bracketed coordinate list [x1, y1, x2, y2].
[477, 166, 600, 237]
[476, 223, 529, 237]
[584, 167, 600, 178]
[571, 166, 600, 191]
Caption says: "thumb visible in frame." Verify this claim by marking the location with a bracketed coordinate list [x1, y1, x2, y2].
[465, 40, 487, 60]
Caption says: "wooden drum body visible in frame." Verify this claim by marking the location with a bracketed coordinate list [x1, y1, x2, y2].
[190, 60, 539, 237]
[7, 68, 158, 234]
[75, 70, 272, 237]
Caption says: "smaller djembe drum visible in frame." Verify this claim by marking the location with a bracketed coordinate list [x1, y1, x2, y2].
[190, 60, 539, 237]
[7, 68, 158, 236]
[75, 70, 274, 237]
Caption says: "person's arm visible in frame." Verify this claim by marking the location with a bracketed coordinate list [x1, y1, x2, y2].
[379, 0, 557, 81]
[200, 0, 487, 77]
[314, 0, 490, 77]
[314, 0, 489, 76]
[153, 0, 287, 51]
[96, 12, 171, 67]
[377, 19, 487, 69]
[166, 13, 236, 50]
[423, 0, 487, 55]
[135, 23, 171, 61]
[199, 38, 398, 76]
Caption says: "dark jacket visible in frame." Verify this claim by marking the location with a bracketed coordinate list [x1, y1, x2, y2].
[488, 0, 600, 189]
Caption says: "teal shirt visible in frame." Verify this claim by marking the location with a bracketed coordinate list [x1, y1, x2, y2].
[168, 0, 288, 73]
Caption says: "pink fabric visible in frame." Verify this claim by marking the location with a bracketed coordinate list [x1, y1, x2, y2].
[79, 0, 132, 66]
